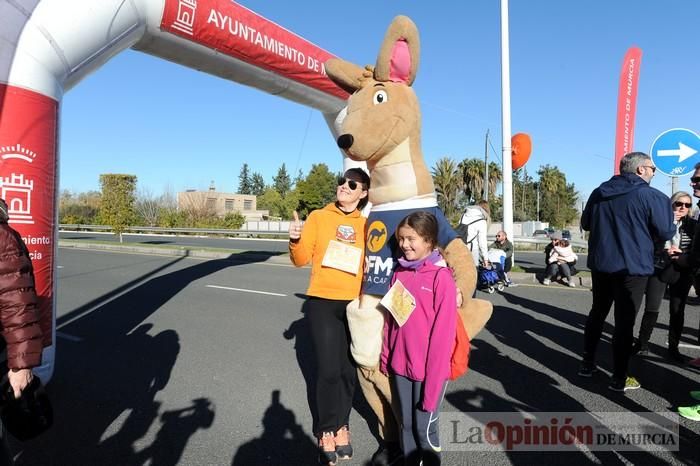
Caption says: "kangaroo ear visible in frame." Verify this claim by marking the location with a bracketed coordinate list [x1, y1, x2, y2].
[325, 58, 366, 94]
[374, 15, 420, 85]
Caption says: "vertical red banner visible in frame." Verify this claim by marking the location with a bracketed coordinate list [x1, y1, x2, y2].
[613, 47, 642, 174]
[0, 84, 58, 345]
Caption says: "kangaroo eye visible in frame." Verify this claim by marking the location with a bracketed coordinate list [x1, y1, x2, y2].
[373, 90, 388, 105]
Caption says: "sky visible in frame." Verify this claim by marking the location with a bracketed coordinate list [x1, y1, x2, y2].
[59, 0, 700, 206]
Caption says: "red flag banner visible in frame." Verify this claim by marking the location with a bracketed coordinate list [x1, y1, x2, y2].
[614, 47, 643, 174]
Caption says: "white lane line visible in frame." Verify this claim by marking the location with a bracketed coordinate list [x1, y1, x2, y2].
[206, 285, 287, 297]
[56, 331, 83, 342]
[678, 343, 700, 350]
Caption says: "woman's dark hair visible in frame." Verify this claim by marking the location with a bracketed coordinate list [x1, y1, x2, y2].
[396, 211, 438, 248]
[344, 168, 370, 210]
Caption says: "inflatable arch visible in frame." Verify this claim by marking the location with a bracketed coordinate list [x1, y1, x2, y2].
[0, 0, 355, 382]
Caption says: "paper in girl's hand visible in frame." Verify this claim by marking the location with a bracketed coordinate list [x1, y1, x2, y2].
[380, 279, 416, 326]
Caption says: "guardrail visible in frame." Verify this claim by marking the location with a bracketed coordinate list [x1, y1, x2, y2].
[59, 224, 588, 250]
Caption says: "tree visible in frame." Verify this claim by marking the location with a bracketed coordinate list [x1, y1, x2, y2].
[459, 158, 484, 204]
[99, 174, 137, 242]
[238, 163, 252, 194]
[273, 163, 292, 197]
[537, 165, 578, 227]
[458, 158, 502, 205]
[134, 187, 160, 227]
[295, 164, 336, 218]
[251, 172, 266, 196]
[257, 187, 300, 219]
[431, 157, 462, 223]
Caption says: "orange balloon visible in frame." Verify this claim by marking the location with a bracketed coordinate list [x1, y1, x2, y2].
[511, 133, 532, 170]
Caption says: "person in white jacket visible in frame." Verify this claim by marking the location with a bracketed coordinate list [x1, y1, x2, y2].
[457, 201, 490, 268]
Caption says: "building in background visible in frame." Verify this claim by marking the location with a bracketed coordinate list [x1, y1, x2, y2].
[177, 182, 268, 222]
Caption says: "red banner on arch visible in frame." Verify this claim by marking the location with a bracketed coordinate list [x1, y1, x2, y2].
[0, 84, 58, 345]
[613, 47, 642, 175]
[161, 0, 349, 100]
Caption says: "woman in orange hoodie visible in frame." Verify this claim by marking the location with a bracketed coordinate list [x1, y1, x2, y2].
[289, 168, 369, 466]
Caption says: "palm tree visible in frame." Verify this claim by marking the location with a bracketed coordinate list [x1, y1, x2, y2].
[458, 158, 484, 203]
[485, 161, 503, 200]
[431, 157, 462, 220]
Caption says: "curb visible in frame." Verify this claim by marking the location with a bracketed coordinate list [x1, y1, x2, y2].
[509, 271, 592, 288]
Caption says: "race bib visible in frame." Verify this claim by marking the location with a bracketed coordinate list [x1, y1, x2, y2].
[321, 240, 363, 274]
[380, 279, 416, 326]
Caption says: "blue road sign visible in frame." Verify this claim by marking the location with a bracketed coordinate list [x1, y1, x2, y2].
[650, 128, 700, 177]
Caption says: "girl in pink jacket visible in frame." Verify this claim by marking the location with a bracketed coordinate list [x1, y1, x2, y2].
[380, 211, 457, 465]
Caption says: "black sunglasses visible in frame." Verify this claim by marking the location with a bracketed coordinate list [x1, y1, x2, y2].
[642, 165, 656, 173]
[691, 176, 700, 184]
[673, 201, 692, 209]
[337, 177, 361, 190]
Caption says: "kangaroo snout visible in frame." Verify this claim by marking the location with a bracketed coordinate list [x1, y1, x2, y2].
[337, 134, 354, 150]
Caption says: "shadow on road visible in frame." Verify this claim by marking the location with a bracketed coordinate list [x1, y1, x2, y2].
[231, 390, 317, 465]
[13, 252, 278, 465]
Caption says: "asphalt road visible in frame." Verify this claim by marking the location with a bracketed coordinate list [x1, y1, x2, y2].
[58, 231, 590, 272]
[13, 248, 697, 465]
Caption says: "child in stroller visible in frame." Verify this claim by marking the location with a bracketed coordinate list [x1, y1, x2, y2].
[478, 249, 508, 294]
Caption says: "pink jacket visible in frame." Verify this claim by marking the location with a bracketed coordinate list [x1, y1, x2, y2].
[380, 254, 457, 412]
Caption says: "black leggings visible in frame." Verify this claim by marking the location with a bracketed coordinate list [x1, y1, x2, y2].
[637, 273, 693, 351]
[305, 297, 356, 435]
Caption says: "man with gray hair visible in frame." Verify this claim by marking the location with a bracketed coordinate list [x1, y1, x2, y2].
[580, 152, 675, 392]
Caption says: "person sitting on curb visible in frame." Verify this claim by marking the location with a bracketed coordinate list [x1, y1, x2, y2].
[490, 230, 514, 286]
[543, 231, 578, 287]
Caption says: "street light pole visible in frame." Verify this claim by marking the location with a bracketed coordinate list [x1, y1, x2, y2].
[484, 129, 489, 202]
[500, 0, 513, 240]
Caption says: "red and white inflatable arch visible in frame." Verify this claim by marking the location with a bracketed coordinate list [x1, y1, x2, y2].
[0, 0, 357, 381]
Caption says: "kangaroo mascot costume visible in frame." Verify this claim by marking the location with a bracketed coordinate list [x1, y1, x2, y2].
[325, 15, 493, 465]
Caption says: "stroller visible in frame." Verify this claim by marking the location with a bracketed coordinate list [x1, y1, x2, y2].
[477, 264, 504, 294]
[477, 249, 508, 294]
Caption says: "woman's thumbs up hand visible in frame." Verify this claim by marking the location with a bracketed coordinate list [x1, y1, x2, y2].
[289, 211, 302, 241]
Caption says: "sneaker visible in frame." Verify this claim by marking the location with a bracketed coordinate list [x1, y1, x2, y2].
[542, 278, 551, 286]
[334, 426, 352, 460]
[318, 432, 337, 465]
[568, 280, 576, 288]
[577, 361, 599, 378]
[690, 390, 700, 401]
[608, 376, 641, 392]
[371, 442, 403, 466]
[678, 404, 700, 421]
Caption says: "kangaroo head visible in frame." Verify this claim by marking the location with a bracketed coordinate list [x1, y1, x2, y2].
[325, 16, 434, 202]
[326, 15, 421, 166]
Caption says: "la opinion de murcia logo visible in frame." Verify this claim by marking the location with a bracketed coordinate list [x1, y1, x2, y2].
[0, 143, 36, 225]
[172, 0, 197, 36]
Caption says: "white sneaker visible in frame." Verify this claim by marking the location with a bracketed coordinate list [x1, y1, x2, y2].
[543, 278, 551, 285]
[568, 281, 576, 288]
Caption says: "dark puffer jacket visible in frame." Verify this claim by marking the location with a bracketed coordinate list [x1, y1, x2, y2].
[0, 222, 43, 370]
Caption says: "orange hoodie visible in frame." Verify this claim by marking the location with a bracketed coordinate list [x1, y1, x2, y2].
[289, 203, 366, 300]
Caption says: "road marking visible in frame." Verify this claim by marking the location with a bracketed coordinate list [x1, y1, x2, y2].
[678, 343, 700, 350]
[206, 285, 287, 297]
[56, 331, 83, 342]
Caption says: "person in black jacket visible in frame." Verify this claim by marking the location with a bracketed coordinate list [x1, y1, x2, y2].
[633, 191, 696, 364]
[579, 152, 675, 393]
